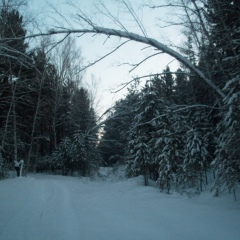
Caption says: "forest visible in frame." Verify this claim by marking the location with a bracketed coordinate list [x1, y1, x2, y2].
[0, 0, 239, 198]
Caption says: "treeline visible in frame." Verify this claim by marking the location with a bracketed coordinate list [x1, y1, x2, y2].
[0, 3, 98, 177]
[99, 0, 240, 198]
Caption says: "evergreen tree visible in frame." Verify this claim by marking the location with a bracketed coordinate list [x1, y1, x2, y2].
[0, 8, 28, 76]
[203, 0, 240, 197]
[99, 109, 125, 165]
[152, 66, 174, 101]
[214, 77, 240, 199]
[99, 80, 140, 166]
[206, 0, 240, 88]
[127, 83, 160, 186]
[174, 68, 191, 104]
[70, 87, 95, 134]
[153, 111, 186, 194]
[0, 5, 30, 173]
[179, 110, 212, 194]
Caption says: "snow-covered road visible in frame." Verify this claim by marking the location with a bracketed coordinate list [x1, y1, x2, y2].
[0, 173, 239, 240]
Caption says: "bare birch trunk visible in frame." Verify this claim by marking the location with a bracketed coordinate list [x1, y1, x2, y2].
[13, 92, 18, 162]
[52, 84, 60, 150]
[26, 71, 45, 174]
[1, 77, 18, 159]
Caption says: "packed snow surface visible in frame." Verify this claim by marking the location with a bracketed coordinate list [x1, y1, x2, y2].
[0, 169, 239, 240]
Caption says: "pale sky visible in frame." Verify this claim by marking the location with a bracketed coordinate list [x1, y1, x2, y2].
[28, 0, 183, 115]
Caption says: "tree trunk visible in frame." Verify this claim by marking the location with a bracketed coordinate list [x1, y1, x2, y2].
[13, 92, 18, 163]
[144, 165, 149, 186]
[26, 71, 45, 174]
[1, 75, 18, 167]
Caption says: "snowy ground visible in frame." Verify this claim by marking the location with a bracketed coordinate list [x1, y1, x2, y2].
[0, 168, 239, 240]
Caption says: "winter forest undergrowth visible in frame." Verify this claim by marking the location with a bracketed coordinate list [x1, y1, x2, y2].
[0, 0, 240, 201]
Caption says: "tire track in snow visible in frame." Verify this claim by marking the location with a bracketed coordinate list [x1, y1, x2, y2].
[0, 177, 81, 240]
[1, 174, 239, 240]
[24, 179, 80, 240]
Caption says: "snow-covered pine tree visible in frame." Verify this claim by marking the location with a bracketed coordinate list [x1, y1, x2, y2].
[178, 109, 212, 195]
[153, 111, 186, 194]
[214, 76, 240, 199]
[0, 147, 8, 179]
[126, 83, 159, 186]
[147, 68, 184, 193]
[51, 138, 72, 175]
[204, 0, 240, 198]
[98, 92, 138, 166]
[0, 4, 30, 174]
[48, 131, 98, 176]
[153, 123, 174, 193]
[73, 132, 89, 176]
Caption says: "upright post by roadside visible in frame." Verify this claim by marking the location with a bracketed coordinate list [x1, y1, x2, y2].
[19, 160, 24, 177]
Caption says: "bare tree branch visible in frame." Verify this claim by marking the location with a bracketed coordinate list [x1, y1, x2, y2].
[128, 52, 163, 73]
[93, 0, 128, 32]
[80, 39, 131, 72]
[111, 70, 194, 93]
[121, 0, 148, 37]
[24, 26, 225, 98]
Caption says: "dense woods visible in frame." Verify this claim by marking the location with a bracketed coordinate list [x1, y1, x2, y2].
[0, 1, 98, 177]
[99, 0, 240, 197]
[0, 0, 239, 198]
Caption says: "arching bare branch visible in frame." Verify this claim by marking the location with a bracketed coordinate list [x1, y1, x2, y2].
[81, 39, 131, 72]
[24, 26, 225, 99]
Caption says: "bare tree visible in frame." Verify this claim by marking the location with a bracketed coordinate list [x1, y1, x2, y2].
[52, 36, 84, 86]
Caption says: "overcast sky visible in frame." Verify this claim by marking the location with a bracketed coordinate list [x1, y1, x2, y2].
[28, 0, 183, 114]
